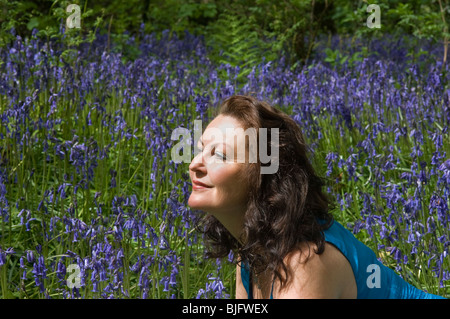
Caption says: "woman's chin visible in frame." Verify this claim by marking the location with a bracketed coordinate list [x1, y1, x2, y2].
[187, 196, 209, 211]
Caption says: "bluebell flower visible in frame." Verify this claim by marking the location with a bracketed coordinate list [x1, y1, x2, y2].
[438, 159, 450, 185]
[169, 266, 178, 287]
[0, 250, 5, 266]
[27, 250, 35, 263]
[20, 256, 26, 269]
[161, 276, 170, 292]
[56, 260, 66, 282]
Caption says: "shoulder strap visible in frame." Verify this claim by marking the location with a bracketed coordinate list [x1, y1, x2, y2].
[240, 261, 252, 299]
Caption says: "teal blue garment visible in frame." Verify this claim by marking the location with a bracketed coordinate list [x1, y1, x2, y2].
[240, 220, 446, 299]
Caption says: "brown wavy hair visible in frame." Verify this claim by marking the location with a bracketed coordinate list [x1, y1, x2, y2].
[199, 94, 335, 289]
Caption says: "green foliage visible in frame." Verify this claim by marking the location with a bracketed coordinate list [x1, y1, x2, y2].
[211, 0, 336, 65]
[328, 0, 449, 69]
[131, 0, 219, 39]
[203, 11, 277, 84]
[387, 1, 449, 42]
[1, 0, 448, 69]
[331, 0, 448, 39]
[0, 0, 30, 46]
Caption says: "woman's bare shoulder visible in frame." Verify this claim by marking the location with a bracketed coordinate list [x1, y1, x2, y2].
[273, 242, 357, 299]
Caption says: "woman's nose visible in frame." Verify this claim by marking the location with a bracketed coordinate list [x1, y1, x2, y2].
[189, 151, 205, 172]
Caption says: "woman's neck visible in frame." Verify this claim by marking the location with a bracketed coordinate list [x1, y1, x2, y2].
[207, 205, 246, 243]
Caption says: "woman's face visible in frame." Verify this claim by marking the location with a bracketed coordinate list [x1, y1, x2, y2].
[188, 114, 250, 217]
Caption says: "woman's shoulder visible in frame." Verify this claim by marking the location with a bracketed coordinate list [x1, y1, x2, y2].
[274, 242, 357, 298]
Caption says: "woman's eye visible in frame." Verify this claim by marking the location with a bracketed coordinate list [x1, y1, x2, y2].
[210, 146, 226, 160]
[198, 146, 226, 161]
[215, 151, 226, 160]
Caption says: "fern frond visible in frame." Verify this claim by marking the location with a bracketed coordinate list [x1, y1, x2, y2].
[204, 12, 275, 85]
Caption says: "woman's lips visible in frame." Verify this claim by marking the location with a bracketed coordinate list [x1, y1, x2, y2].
[192, 180, 212, 190]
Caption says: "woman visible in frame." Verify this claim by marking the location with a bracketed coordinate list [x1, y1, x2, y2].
[187, 95, 445, 299]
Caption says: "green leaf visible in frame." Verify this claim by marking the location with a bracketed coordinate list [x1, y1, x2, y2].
[26, 17, 40, 31]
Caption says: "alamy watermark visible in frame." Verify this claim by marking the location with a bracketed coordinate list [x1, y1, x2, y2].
[66, 4, 81, 29]
[366, 264, 381, 288]
[171, 120, 280, 174]
[366, 4, 381, 29]
[66, 263, 81, 288]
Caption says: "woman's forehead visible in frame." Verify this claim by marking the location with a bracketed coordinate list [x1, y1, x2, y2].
[202, 115, 247, 144]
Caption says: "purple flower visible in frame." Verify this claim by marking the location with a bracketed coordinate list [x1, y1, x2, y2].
[438, 159, 450, 185]
[429, 195, 449, 226]
[27, 250, 35, 263]
[169, 265, 178, 286]
[0, 251, 5, 266]
[325, 152, 339, 177]
[56, 260, 66, 282]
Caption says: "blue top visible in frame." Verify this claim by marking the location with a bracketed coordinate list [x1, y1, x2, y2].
[241, 220, 446, 299]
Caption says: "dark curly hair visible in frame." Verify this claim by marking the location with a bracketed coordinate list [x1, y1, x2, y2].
[199, 95, 335, 289]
